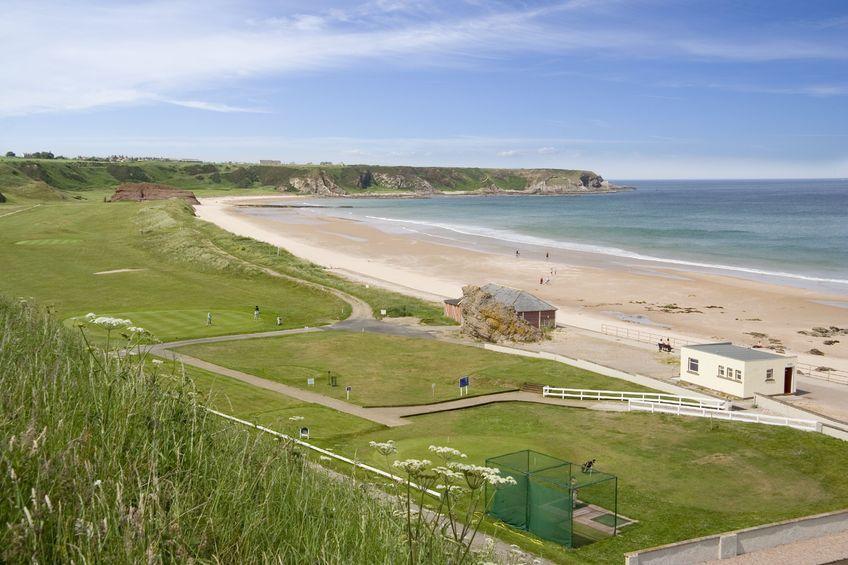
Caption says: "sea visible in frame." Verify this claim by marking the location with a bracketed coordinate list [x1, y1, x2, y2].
[259, 179, 848, 296]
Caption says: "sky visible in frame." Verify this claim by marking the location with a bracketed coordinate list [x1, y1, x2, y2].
[1, 0, 847, 179]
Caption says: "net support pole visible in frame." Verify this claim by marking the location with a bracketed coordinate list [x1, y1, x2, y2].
[614, 476, 619, 536]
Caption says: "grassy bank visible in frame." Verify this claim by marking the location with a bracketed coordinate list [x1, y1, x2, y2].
[176, 331, 652, 406]
[0, 296, 454, 563]
[342, 403, 848, 563]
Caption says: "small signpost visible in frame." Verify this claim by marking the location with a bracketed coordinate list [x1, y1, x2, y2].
[432, 383, 436, 399]
[459, 376, 470, 396]
[307, 377, 315, 386]
[299, 426, 309, 439]
[345, 385, 352, 400]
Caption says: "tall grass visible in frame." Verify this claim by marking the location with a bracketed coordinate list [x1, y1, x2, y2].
[0, 296, 450, 563]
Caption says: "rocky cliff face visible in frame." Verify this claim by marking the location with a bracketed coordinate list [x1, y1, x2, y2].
[460, 285, 543, 343]
[287, 171, 345, 196]
[108, 183, 200, 205]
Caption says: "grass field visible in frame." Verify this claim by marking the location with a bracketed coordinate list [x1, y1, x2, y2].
[0, 201, 346, 340]
[176, 331, 653, 406]
[337, 402, 848, 563]
[174, 362, 385, 442]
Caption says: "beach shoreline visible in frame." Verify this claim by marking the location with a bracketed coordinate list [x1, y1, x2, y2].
[195, 195, 848, 372]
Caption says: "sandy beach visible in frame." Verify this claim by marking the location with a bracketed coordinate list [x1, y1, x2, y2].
[195, 195, 848, 373]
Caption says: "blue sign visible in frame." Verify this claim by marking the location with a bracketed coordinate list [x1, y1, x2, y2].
[459, 376, 470, 388]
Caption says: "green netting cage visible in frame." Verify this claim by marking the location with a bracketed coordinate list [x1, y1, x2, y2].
[485, 450, 619, 548]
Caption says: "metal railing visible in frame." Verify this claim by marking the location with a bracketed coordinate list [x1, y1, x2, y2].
[627, 400, 820, 432]
[796, 363, 848, 385]
[600, 324, 697, 349]
[543, 386, 728, 410]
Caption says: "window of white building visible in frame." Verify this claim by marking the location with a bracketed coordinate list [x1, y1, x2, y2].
[688, 358, 699, 374]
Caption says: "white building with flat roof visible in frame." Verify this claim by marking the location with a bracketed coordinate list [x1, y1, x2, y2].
[680, 342, 796, 398]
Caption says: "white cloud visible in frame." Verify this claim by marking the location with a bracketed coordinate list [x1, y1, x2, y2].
[497, 149, 520, 157]
[537, 146, 558, 155]
[164, 99, 270, 113]
[1, 1, 846, 117]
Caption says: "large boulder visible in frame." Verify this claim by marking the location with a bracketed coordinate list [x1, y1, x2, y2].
[460, 285, 543, 343]
[107, 183, 200, 205]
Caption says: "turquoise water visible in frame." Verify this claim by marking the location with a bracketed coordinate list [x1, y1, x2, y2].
[295, 179, 848, 292]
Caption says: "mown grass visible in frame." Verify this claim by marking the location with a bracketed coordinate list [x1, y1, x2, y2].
[173, 362, 386, 442]
[341, 403, 848, 564]
[177, 331, 653, 406]
[0, 296, 457, 563]
[0, 200, 348, 341]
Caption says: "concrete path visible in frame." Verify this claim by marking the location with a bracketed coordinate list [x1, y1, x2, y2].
[156, 347, 410, 427]
[382, 391, 626, 419]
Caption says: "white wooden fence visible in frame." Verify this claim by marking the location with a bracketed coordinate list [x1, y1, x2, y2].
[542, 386, 728, 410]
[627, 400, 820, 432]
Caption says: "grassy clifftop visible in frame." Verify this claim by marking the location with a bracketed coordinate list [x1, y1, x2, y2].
[0, 157, 617, 202]
[0, 296, 447, 562]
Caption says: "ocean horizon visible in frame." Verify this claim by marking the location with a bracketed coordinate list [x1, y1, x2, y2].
[255, 178, 848, 294]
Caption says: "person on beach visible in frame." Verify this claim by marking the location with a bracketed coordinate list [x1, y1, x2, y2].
[540, 277, 544, 285]
[206, 312, 212, 326]
[516, 250, 520, 258]
[546, 252, 549, 260]
[254, 305, 260, 320]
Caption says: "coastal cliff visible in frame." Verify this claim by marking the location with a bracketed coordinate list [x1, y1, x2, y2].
[225, 165, 623, 197]
[0, 157, 625, 202]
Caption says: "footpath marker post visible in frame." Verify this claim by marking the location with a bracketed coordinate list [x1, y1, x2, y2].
[345, 385, 351, 401]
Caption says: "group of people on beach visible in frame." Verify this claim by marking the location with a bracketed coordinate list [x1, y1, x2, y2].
[514, 249, 558, 286]
[657, 338, 673, 352]
[204, 306, 283, 327]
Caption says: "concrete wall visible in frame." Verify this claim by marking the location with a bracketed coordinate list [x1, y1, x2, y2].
[482, 343, 718, 400]
[755, 394, 848, 441]
[625, 508, 848, 564]
[680, 348, 794, 398]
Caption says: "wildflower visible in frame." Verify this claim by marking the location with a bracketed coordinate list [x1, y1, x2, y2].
[93, 479, 102, 488]
[152, 359, 163, 366]
[368, 440, 398, 456]
[485, 473, 518, 487]
[431, 466, 462, 480]
[436, 484, 466, 497]
[23, 507, 34, 529]
[392, 459, 431, 476]
[84, 313, 97, 321]
[127, 326, 148, 334]
[90, 316, 132, 330]
[44, 495, 53, 513]
[448, 462, 514, 489]
[428, 445, 468, 461]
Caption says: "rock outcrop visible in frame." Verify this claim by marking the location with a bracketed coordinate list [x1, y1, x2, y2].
[288, 171, 345, 196]
[460, 285, 543, 343]
[108, 183, 200, 205]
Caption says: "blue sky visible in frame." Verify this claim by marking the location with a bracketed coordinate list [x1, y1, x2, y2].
[1, 0, 846, 178]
